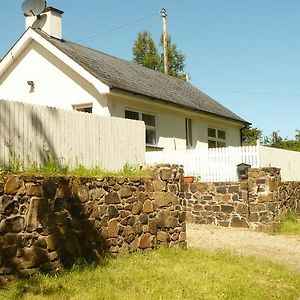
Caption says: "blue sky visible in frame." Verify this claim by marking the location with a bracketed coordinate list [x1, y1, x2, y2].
[1, 0, 300, 139]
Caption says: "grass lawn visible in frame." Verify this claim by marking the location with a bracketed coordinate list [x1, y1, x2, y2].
[276, 212, 300, 235]
[1, 247, 300, 300]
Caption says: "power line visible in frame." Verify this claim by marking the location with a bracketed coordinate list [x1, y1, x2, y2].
[201, 87, 300, 97]
[77, 12, 159, 43]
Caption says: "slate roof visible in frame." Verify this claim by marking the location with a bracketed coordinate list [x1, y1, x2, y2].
[36, 30, 249, 124]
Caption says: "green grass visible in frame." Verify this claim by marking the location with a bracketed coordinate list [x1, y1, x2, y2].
[1, 247, 300, 300]
[276, 212, 300, 235]
[1, 161, 148, 178]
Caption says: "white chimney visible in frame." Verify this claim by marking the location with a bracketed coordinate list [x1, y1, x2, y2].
[25, 7, 64, 39]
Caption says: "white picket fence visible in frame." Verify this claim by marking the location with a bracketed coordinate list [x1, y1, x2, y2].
[146, 146, 260, 182]
[0, 100, 145, 171]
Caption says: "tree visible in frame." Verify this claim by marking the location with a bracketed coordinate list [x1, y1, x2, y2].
[241, 126, 262, 146]
[132, 31, 160, 70]
[263, 131, 286, 149]
[295, 129, 300, 142]
[158, 34, 186, 79]
[132, 31, 186, 79]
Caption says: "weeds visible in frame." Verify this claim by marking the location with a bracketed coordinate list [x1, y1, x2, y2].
[276, 212, 300, 235]
[0, 145, 148, 178]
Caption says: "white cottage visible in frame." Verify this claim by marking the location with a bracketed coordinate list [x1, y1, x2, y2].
[0, 7, 250, 151]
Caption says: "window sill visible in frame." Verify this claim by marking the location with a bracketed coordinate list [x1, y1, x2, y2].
[146, 144, 164, 151]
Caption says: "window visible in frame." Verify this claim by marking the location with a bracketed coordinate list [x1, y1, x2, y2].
[73, 103, 93, 113]
[208, 127, 226, 148]
[185, 118, 192, 148]
[125, 109, 157, 145]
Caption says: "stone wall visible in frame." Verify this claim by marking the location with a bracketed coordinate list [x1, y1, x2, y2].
[185, 167, 300, 232]
[184, 181, 249, 228]
[0, 165, 186, 282]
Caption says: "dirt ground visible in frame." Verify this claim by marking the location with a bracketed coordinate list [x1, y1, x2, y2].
[187, 224, 300, 273]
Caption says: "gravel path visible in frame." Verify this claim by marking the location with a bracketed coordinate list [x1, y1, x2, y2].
[187, 224, 300, 272]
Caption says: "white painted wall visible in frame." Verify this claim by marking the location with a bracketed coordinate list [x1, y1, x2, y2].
[108, 92, 242, 150]
[259, 146, 300, 181]
[0, 40, 110, 116]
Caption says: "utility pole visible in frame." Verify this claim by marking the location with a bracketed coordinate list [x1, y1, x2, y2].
[161, 8, 168, 75]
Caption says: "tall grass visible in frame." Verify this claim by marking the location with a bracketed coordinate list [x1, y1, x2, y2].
[1, 247, 300, 300]
[276, 212, 300, 235]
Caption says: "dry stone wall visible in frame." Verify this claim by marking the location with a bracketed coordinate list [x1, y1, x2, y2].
[185, 167, 300, 232]
[183, 181, 249, 228]
[0, 165, 186, 283]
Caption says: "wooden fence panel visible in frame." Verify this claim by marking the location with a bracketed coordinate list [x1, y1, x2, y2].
[0, 100, 145, 171]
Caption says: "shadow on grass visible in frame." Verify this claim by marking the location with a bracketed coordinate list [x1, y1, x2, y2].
[0, 176, 111, 297]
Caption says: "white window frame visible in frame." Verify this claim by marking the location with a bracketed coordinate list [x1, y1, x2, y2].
[207, 127, 227, 148]
[72, 103, 93, 113]
[125, 109, 157, 146]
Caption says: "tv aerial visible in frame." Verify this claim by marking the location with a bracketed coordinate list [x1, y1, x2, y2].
[22, 0, 47, 16]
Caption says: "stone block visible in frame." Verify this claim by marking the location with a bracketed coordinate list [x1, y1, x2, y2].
[160, 168, 173, 181]
[154, 180, 167, 192]
[46, 233, 62, 251]
[42, 178, 57, 199]
[249, 203, 266, 212]
[171, 233, 179, 241]
[157, 231, 169, 242]
[107, 205, 120, 219]
[148, 219, 157, 235]
[230, 216, 249, 228]
[108, 219, 119, 238]
[142, 200, 154, 213]
[132, 202, 143, 215]
[139, 233, 153, 249]
[236, 203, 248, 215]
[91, 188, 107, 201]
[154, 192, 175, 208]
[216, 186, 227, 194]
[0, 195, 17, 215]
[26, 197, 49, 232]
[195, 183, 209, 193]
[22, 247, 49, 269]
[139, 213, 148, 225]
[122, 226, 134, 237]
[105, 192, 121, 204]
[118, 186, 134, 198]
[4, 177, 22, 195]
[258, 193, 274, 203]
[0, 216, 25, 233]
[228, 185, 240, 193]
[129, 237, 139, 252]
[179, 232, 186, 242]
[25, 183, 43, 197]
[73, 185, 89, 203]
[165, 216, 178, 228]
[221, 205, 234, 213]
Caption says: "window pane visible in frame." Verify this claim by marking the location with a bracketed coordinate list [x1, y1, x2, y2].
[208, 140, 216, 148]
[217, 141, 226, 148]
[208, 128, 216, 138]
[142, 114, 155, 127]
[146, 129, 156, 145]
[125, 110, 139, 120]
[218, 130, 226, 140]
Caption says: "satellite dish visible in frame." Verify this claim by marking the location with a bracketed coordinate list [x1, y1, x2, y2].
[22, 0, 46, 16]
